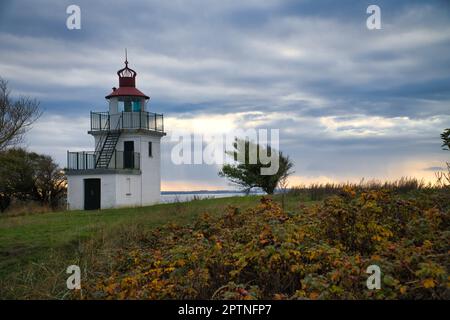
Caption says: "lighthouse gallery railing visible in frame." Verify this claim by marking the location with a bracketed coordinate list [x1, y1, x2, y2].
[67, 151, 140, 170]
[90, 111, 164, 132]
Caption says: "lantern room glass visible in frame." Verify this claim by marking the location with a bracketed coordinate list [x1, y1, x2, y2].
[118, 96, 142, 112]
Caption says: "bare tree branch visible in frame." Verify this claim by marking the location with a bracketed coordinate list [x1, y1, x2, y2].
[0, 77, 42, 151]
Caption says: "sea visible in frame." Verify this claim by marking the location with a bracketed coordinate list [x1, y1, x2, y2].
[160, 190, 264, 203]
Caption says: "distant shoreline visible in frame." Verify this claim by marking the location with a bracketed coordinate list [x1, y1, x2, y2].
[161, 190, 263, 195]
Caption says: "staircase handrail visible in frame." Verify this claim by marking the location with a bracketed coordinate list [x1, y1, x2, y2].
[94, 114, 110, 160]
[94, 113, 123, 168]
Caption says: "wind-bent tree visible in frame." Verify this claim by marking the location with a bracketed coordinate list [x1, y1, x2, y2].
[441, 128, 450, 151]
[0, 77, 41, 151]
[436, 128, 450, 186]
[219, 139, 294, 194]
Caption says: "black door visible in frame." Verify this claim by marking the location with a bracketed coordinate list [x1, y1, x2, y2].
[124, 141, 134, 169]
[84, 179, 100, 210]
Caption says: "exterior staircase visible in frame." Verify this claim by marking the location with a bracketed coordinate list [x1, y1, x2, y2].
[95, 131, 121, 168]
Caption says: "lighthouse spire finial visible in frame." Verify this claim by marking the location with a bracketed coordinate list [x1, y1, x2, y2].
[117, 49, 137, 85]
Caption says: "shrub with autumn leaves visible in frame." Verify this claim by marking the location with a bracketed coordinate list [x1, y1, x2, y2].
[82, 189, 449, 300]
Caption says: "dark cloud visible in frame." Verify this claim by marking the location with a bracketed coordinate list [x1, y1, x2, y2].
[1, 0, 450, 188]
[423, 166, 445, 172]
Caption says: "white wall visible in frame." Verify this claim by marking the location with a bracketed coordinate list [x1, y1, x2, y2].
[139, 134, 162, 206]
[70, 129, 163, 211]
[67, 174, 117, 210]
[109, 98, 118, 114]
[115, 132, 162, 205]
[115, 174, 142, 207]
[67, 173, 146, 210]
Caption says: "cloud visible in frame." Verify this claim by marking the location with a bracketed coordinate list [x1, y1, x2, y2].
[2, 0, 450, 189]
[423, 166, 445, 172]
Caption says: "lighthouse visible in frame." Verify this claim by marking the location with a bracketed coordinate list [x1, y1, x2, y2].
[66, 56, 165, 210]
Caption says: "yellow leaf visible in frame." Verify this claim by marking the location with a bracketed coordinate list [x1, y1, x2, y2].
[273, 293, 285, 300]
[371, 255, 381, 261]
[422, 278, 436, 288]
[309, 292, 319, 300]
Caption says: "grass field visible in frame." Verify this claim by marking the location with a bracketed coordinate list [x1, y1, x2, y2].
[0, 194, 305, 299]
[1, 186, 447, 299]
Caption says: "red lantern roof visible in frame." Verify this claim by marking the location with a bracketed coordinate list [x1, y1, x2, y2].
[105, 56, 149, 100]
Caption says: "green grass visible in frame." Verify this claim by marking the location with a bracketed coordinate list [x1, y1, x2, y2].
[0, 194, 309, 299]
[0, 196, 257, 275]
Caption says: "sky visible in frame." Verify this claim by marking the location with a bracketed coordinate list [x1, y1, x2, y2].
[0, 0, 449, 191]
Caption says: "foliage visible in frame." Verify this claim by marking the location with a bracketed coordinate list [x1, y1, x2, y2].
[31, 153, 66, 207]
[219, 139, 294, 194]
[436, 128, 450, 186]
[0, 148, 66, 212]
[0, 195, 268, 299]
[83, 189, 449, 300]
[0, 148, 36, 206]
[288, 177, 429, 201]
[441, 128, 450, 151]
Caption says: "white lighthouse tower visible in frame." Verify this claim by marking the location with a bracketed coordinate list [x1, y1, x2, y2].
[66, 56, 165, 210]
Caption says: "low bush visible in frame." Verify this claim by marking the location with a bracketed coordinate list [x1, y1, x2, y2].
[288, 177, 429, 201]
[82, 189, 449, 300]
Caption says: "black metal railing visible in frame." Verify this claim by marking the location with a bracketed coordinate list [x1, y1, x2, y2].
[90, 111, 164, 132]
[67, 151, 140, 170]
[94, 114, 112, 160]
[90, 112, 110, 131]
[67, 151, 96, 170]
[94, 112, 122, 168]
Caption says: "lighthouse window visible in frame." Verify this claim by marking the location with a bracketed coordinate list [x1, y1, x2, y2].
[148, 141, 153, 157]
[124, 100, 132, 112]
[132, 100, 141, 112]
[118, 99, 131, 112]
[118, 97, 140, 112]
